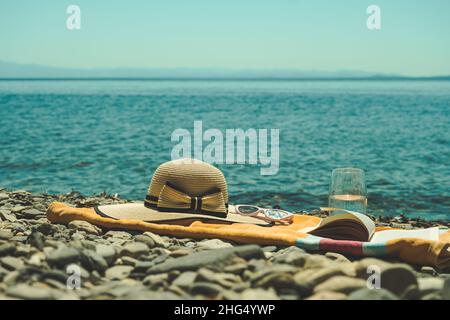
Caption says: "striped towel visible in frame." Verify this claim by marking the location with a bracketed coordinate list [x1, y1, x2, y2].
[47, 202, 450, 268]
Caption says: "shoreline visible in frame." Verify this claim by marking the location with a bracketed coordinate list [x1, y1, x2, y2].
[0, 188, 449, 300]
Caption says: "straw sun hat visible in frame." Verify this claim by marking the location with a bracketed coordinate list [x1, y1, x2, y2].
[95, 158, 271, 226]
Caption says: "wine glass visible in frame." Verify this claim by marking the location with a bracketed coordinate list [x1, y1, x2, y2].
[328, 168, 367, 214]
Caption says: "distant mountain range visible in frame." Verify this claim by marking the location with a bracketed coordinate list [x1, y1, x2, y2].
[1, 61, 449, 80]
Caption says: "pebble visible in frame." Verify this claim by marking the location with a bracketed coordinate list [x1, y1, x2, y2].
[190, 282, 223, 296]
[120, 242, 149, 258]
[241, 288, 279, 300]
[172, 271, 197, 289]
[379, 264, 418, 296]
[251, 265, 297, 290]
[306, 291, 348, 300]
[143, 232, 169, 248]
[0, 256, 24, 270]
[0, 189, 449, 300]
[105, 265, 134, 280]
[104, 231, 132, 240]
[95, 244, 117, 265]
[134, 234, 155, 248]
[0, 243, 16, 256]
[325, 252, 351, 263]
[80, 249, 108, 271]
[0, 230, 13, 240]
[0, 210, 16, 222]
[46, 247, 80, 267]
[418, 277, 444, 296]
[272, 246, 308, 266]
[6, 284, 54, 300]
[294, 265, 347, 289]
[147, 247, 237, 274]
[0, 193, 9, 200]
[143, 273, 169, 287]
[197, 239, 233, 250]
[313, 276, 366, 294]
[442, 277, 450, 299]
[354, 257, 390, 277]
[21, 208, 44, 219]
[197, 268, 241, 289]
[68, 220, 102, 235]
[347, 288, 399, 300]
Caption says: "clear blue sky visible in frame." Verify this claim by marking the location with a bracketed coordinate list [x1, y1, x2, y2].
[1, 0, 449, 76]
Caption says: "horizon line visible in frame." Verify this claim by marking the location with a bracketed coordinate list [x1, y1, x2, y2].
[1, 76, 450, 81]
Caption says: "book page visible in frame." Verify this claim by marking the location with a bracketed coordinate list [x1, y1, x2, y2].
[370, 227, 440, 243]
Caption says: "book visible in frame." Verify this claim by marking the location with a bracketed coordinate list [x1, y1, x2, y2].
[300, 209, 440, 243]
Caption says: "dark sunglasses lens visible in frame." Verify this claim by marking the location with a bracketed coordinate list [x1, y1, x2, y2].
[238, 205, 259, 214]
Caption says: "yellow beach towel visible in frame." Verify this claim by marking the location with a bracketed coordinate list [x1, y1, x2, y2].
[47, 202, 450, 269]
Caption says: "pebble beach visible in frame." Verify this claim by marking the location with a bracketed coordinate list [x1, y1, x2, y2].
[0, 188, 449, 300]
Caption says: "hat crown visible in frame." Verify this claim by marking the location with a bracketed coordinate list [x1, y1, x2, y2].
[147, 158, 228, 203]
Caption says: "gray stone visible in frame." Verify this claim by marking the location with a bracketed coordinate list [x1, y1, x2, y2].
[0, 230, 13, 240]
[147, 247, 236, 274]
[241, 288, 279, 300]
[68, 220, 102, 235]
[325, 252, 351, 263]
[46, 247, 80, 267]
[143, 232, 169, 248]
[0, 210, 16, 222]
[0, 243, 16, 256]
[172, 271, 197, 289]
[306, 291, 348, 300]
[442, 277, 450, 300]
[314, 276, 366, 294]
[380, 264, 418, 296]
[250, 265, 297, 289]
[120, 242, 149, 258]
[418, 278, 444, 296]
[121, 256, 139, 266]
[6, 284, 54, 300]
[354, 258, 391, 277]
[197, 239, 233, 250]
[134, 234, 155, 248]
[294, 265, 348, 289]
[347, 288, 399, 300]
[302, 254, 332, 269]
[121, 290, 181, 300]
[169, 248, 193, 257]
[11, 205, 26, 213]
[272, 246, 308, 266]
[1, 256, 24, 270]
[197, 268, 241, 289]
[80, 249, 108, 271]
[232, 245, 265, 260]
[21, 208, 44, 219]
[143, 273, 169, 287]
[27, 231, 45, 250]
[224, 263, 248, 274]
[190, 282, 223, 296]
[105, 231, 132, 240]
[105, 265, 134, 280]
[0, 192, 9, 200]
[95, 244, 116, 265]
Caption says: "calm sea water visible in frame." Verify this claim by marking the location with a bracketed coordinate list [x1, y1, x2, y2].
[0, 80, 449, 220]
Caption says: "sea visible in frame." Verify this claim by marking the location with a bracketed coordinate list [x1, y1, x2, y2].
[0, 80, 449, 220]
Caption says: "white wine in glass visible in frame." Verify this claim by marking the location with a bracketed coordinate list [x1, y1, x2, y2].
[329, 168, 367, 214]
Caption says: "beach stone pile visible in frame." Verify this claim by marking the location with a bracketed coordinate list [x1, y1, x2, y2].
[0, 188, 449, 300]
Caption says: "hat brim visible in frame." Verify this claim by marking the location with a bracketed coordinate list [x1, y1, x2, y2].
[95, 203, 272, 227]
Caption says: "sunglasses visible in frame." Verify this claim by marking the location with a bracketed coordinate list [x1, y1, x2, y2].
[234, 205, 294, 224]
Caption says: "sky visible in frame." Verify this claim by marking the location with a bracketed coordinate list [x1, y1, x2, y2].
[0, 0, 449, 76]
